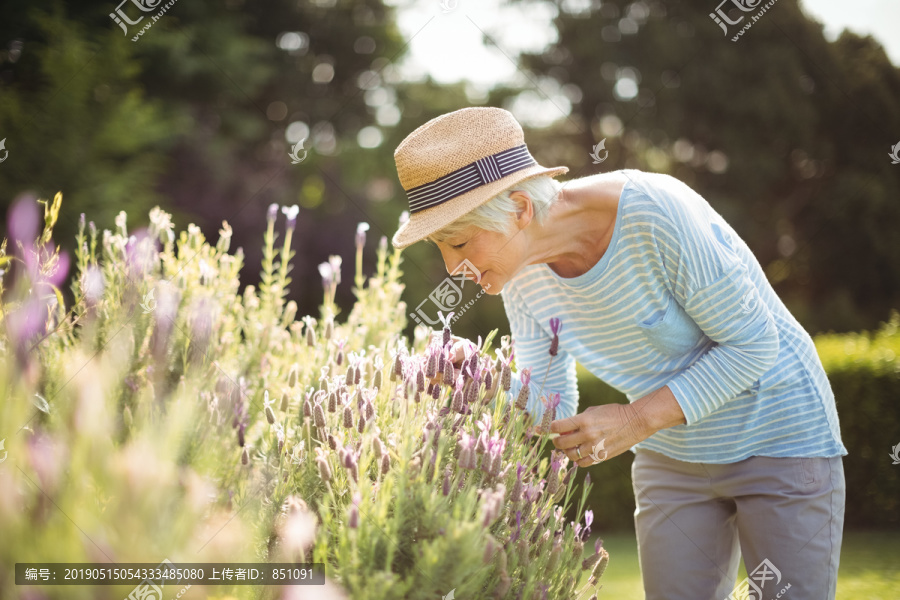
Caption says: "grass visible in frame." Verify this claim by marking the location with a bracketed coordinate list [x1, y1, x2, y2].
[578, 530, 900, 599]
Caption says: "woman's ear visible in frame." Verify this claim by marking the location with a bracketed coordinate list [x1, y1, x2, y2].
[509, 191, 534, 231]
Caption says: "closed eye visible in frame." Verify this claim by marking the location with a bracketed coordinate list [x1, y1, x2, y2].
[451, 241, 467, 249]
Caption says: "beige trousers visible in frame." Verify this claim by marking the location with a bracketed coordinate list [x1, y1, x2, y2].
[631, 448, 845, 600]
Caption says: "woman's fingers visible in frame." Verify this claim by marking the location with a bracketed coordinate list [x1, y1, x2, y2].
[552, 428, 590, 450]
[550, 415, 582, 435]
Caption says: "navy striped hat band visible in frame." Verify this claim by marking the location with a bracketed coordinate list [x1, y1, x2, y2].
[405, 144, 537, 214]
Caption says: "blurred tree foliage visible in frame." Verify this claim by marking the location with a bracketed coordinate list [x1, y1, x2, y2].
[1, 0, 897, 341]
[503, 0, 900, 335]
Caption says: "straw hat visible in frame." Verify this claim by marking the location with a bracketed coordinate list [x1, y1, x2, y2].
[391, 107, 568, 248]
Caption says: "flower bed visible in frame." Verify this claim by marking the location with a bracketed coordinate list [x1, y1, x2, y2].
[0, 194, 607, 599]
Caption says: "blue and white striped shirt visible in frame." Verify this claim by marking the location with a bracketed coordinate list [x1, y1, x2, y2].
[503, 169, 847, 463]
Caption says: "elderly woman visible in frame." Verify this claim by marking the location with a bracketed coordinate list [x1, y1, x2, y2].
[391, 107, 847, 599]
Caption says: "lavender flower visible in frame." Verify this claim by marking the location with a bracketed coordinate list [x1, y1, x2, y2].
[241, 446, 250, 465]
[416, 368, 425, 393]
[540, 393, 561, 435]
[486, 435, 506, 477]
[515, 368, 532, 410]
[583, 509, 594, 539]
[380, 453, 390, 475]
[303, 316, 317, 347]
[348, 492, 361, 529]
[267, 203, 279, 223]
[342, 405, 353, 429]
[458, 432, 477, 470]
[442, 350, 454, 384]
[391, 352, 403, 382]
[425, 348, 438, 379]
[355, 222, 369, 252]
[549, 317, 562, 357]
[372, 436, 384, 459]
[318, 262, 334, 289]
[264, 390, 276, 425]
[281, 204, 300, 230]
[437, 311, 454, 347]
[442, 468, 452, 496]
[314, 402, 326, 428]
[451, 388, 464, 414]
[511, 463, 525, 503]
[328, 255, 342, 286]
[316, 449, 332, 483]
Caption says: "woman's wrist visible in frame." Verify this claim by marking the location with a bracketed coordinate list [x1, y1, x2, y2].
[629, 385, 686, 436]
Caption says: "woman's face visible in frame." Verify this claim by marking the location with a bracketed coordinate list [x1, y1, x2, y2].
[433, 222, 530, 295]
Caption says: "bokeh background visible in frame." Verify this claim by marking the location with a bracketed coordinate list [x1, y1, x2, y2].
[2, 0, 899, 595]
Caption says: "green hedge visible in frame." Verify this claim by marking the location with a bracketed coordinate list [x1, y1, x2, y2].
[572, 311, 900, 532]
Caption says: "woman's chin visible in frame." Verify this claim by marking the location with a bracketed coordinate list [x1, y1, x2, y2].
[479, 272, 502, 294]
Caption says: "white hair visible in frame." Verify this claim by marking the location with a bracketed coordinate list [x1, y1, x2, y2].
[430, 175, 563, 243]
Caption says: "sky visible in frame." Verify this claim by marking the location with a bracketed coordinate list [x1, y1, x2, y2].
[386, 0, 900, 93]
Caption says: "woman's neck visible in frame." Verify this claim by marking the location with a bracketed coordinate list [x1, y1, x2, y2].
[527, 173, 627, 278]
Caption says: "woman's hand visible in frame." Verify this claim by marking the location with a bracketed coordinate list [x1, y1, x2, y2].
[549, 386, 686, 467]
[549, 403, 652, 467]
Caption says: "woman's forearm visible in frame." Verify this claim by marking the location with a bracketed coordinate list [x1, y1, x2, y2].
[627, 385, 687, 437]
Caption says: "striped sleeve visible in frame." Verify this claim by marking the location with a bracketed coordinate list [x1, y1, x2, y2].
[645, 176, 780, 425]
[501, 284, 579, 421]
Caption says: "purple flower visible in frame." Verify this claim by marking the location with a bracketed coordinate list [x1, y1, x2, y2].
[7, 195, 40, 246]
[437, 311, 454, 347]
[550, 452, 564, 474]
[348, 492, 361, 528]
[281, 204, 300, 230]
[356, 222, 370, 251]
[550, 317, 562, 336]
[549, 318, 562, 357]
[510, 510, 523, 543]
[458, 432, 477, 470]
[267, 203, 279, 222]
[318, 262, 333, 289]
[521, 368, 532, 386]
